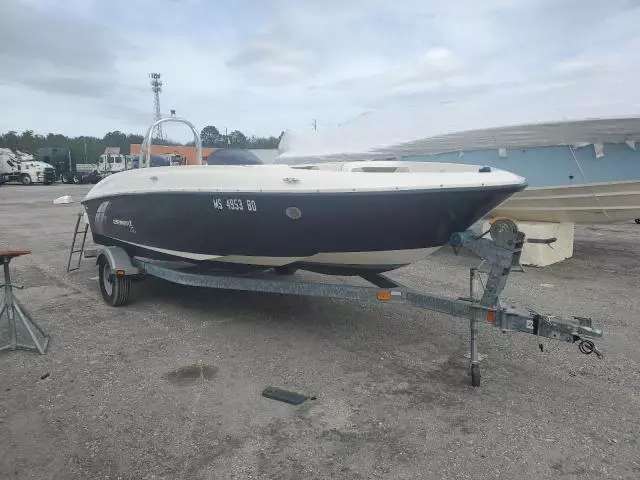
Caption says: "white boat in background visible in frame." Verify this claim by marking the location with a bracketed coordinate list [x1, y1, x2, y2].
[492, 179, 640, 224]
[276, 102, 640, 224]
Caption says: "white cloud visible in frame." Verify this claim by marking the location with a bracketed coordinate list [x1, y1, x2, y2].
[420, 48, 459, 72]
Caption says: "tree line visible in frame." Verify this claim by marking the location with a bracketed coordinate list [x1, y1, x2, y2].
[0, 126, 282, 163]
[196, 125, 282, 149]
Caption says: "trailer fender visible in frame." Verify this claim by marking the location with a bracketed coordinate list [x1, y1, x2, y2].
[96, 246, 139, 276]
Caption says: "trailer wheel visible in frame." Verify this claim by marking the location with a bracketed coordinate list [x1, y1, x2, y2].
[98, 258, 131, 306]
[635, 218, 640, 225]
[21, 174, 32, 185]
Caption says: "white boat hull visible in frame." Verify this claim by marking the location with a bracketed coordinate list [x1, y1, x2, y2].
[492, 179, 640, 223]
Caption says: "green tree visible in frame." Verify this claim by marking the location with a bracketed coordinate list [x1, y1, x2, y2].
[200, 125, 220, 147]
[103, 130, 128, 153]
[19, 130, 36, 152]
[126, 134, 144, 149]
[2, 131, 21, 150]
[229, 130, 247, 148]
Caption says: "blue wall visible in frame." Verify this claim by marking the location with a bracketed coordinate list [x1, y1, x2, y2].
[403, 143, 640, 187]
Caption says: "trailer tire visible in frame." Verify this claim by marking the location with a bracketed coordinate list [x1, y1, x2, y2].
[21, 174, 32, 185]
[98, 258, 131, 306]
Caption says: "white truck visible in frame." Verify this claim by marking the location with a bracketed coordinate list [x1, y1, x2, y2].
[0, 148, 56, 185]
[95, 147, 130, 176]
[97, 153, 128, 175]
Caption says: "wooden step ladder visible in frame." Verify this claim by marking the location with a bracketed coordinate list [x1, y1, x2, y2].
[67, 212, 89, 272]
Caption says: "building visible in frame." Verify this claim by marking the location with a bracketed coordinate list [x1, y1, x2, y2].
[129, 144, 215, 166]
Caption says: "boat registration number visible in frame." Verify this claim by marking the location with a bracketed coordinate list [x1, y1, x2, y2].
[213, 198, 257, 212]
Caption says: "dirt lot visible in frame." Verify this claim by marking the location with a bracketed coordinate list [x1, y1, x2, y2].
[1, 184, 639, 479]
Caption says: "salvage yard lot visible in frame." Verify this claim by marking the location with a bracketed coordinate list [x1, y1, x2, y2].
[1, 184, 639, 479]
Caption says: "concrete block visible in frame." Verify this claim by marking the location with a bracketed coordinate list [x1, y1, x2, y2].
[482, 220, 574, 267]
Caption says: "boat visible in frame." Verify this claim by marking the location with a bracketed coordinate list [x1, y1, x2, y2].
[395, 118, 640, 224]
[276, 104, 640, 224]
[81, 118, 526, 276]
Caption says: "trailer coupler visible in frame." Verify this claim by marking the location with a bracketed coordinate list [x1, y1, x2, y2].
[494, 305, 604, 348]
[530, 313, 603, 358]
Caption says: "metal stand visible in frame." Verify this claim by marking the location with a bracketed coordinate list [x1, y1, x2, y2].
[469, 268, 481, 386]
[0, 252, 49, 354]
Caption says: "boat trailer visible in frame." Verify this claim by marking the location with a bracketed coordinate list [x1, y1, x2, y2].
[84, 219, 603, 387]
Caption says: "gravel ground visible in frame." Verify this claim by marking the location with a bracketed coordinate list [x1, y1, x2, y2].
[0, 184, 639, 480]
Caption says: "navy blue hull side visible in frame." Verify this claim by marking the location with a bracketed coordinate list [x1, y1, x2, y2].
[82, 185, 522, 269]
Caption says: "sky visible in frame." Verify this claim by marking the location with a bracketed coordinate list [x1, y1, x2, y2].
[1, 0, 640, 143]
